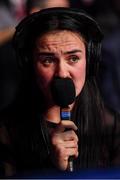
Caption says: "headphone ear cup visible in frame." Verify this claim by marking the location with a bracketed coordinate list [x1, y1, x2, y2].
[13, 15, 35, 68]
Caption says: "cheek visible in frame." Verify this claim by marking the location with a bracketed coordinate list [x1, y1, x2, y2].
[34, 63, 53, 89]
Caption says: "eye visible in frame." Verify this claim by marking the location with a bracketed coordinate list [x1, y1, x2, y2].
[68, 55, 80, 63]
[42, 57, 53, 64]
[39, 56, 55, 66]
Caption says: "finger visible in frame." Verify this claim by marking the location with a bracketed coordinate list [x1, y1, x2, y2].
[51, 130, 78, 145]
[62, 130, 78, 141]
[56, 143, 78, 157]
[56, 120, 77, 132]
[66, 147, 79, 157]
[64, 141, 78, 148]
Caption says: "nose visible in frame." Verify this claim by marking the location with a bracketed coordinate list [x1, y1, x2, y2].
[55, 61, 69, 78]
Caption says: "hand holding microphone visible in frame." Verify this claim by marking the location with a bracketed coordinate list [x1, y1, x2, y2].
[50, 77, 78, 171]
[50, 120, 78, 171]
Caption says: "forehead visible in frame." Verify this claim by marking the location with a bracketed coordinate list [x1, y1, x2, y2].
[35, 30, 86, 51]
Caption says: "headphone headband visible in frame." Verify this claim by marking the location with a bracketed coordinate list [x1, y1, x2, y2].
[14, 7, 103, 44]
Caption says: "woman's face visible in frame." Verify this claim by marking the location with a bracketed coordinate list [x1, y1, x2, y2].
[33, 30, 86, 103]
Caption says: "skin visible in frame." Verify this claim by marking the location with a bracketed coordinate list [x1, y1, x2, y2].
[43, 0, 70, 8]
[29, 0, 70, 14]
[33, 30, 86, 170]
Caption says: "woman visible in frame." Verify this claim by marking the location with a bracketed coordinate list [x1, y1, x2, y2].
[1, 7, 120, 177]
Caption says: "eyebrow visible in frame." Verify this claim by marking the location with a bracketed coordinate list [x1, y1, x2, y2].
[64, 50, 82, 54]
[36, 50, 82, 56]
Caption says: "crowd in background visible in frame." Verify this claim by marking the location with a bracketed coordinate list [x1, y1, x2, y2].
[0, 0, 120, 116]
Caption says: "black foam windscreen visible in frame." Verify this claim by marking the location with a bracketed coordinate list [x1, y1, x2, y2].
[51, 77, 76, 107]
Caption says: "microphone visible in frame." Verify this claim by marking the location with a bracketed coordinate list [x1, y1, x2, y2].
[60, 107, 74, 172]
[51, 77, 76, 171]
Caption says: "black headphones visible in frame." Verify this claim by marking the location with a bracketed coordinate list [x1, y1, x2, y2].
[13, 7, 103, 77]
